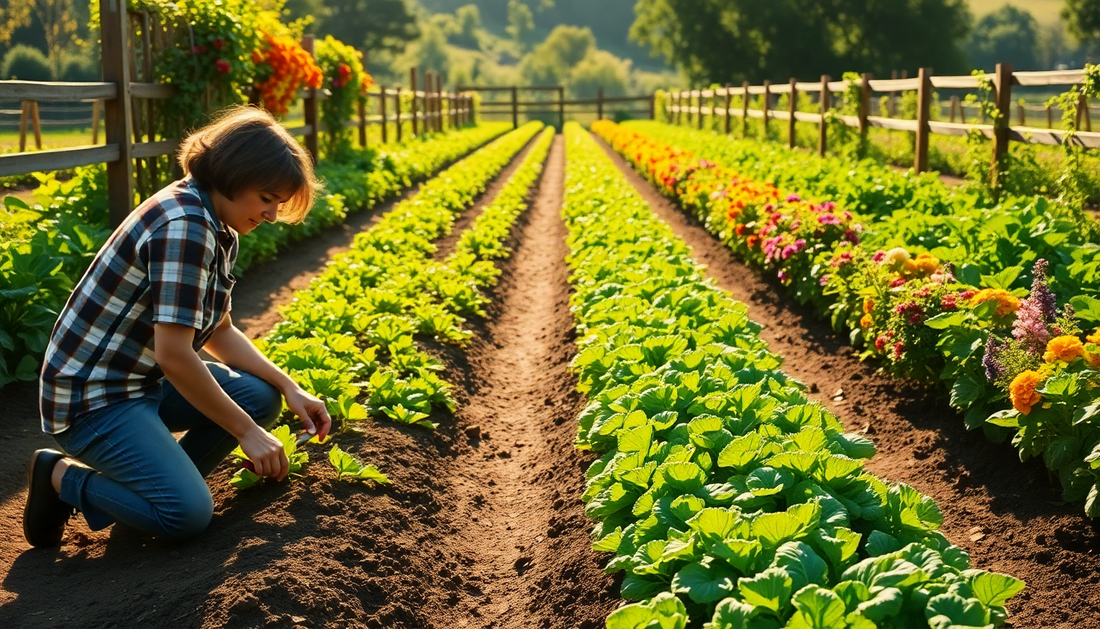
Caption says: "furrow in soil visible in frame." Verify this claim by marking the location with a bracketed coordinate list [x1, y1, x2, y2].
[595, 136, 1100, 629]
[419, 135, 620, 628]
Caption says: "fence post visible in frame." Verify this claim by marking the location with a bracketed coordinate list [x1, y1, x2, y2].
[819, 75, 830, 157]
[724, 84, 732, 134]
[559, 87, 566, 127]
[300, 35, 319, 163]
[1047, 102, 1053, 129]
[18, 102, 28, 151]
[914, 67, 932, 174]
[1017, 101, 1025, 126]
[762, 80, 771, 140]
[949, 95, 958, 123]
[410, 68, 419, 136]
[101, 0, 135, 227]
[379, 86, 388, 143]
[92, 99, 102, 144]
[598, 87, 604, 121]
[741, 81, 750, 138]
[888, 69, 898, 117]
[859, 73, 871, 155]
[788, 78, 797, 148]
[394, 87, 402, 142]
[437, 74, 444, 131]
[1078, 92, 1092, 132]
[358, 95, 367, 147]
[698, 89, 705, 129]
[30, 102, 42, 149]
[511, 86, 518, 129]
[990, 62, 1014, 194]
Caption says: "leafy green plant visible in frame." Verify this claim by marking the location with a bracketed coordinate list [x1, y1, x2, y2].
[229, 425, 309, 489]
[562, 122, 1023, 628]
[328, 444, 390, 484]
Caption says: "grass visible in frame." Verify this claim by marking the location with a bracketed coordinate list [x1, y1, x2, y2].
[0, 126, 102, 153]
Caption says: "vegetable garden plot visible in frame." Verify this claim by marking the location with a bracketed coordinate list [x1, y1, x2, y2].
[561, 123, 1024, 629]
[0, 125, 574, 628]
[594, 121, 1100, 521]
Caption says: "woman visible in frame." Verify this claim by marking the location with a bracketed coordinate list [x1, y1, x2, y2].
[23, 106, 332, 547]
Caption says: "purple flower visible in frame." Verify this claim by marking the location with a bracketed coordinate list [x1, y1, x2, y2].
[778, 270, 789, 282]
[844, 229, 860, 244]
[1012, 258, 1055, 353]
[983, 336, 1006, 382]
[818, 213, 841, 225]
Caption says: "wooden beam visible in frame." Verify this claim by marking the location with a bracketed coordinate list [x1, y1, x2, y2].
[914, 68, 932, 173]
[101, 0, 134, 227]
[990, 62, 1014, 193]
[819, 75, 831, 157]
[788, 78, 797, 148]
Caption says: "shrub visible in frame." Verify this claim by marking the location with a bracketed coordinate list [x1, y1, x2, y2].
[58, 54, 100, 82]
[2, 45, 52, 81]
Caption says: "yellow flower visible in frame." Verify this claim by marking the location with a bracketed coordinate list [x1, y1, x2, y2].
[1009, 370, 1044, 415]
[863, 299, 874, 314]
[1087, 328, 1100, 344]
[969, 288, 1021, 318]
[860, 313, 873, 328]
[1044, 335, 1087, 364]
[883, 247, 910, 268]
[914, 253, 940, 275]
[1086, 351, 1100, 369]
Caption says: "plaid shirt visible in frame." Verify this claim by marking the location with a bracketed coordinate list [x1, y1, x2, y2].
[40, 177, 238, 434]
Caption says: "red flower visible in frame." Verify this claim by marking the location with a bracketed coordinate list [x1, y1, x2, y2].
[893, 342, 905, 360]
[213, 37, 226, 51]
[874, 335, 888, 352]
[215, 59, 231, 74]
[192, 45, 207, 55]
[889, 277, 906, 288]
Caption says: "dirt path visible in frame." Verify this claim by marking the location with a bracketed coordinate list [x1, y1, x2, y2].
[596, 137, 1100, 629]
[418, 135, 619, 628]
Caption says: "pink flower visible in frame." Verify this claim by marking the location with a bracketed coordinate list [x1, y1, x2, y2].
[778, 270, 789, 282]
[790, 219, 801, 231]
[873, 250, 886, 263]
[819, 201, 836, 212]
[786, 194, 802, 203]
[819, 274, 830, 286]
[818, 213, 841, 225]
[215, 59, 231, 74]
[843, 210, 853, 220]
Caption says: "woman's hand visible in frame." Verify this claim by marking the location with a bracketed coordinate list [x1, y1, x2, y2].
[283, 387, 332, 442]
[239, 425, 290, 480]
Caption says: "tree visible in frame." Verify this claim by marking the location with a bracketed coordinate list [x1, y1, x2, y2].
[320, 0, 419, 54]
[506, 0, 535, 50]
[453, 4, 481, 49]
[0, 0, 78, 78]
[631, 0, 971, 85]
[966, 6, 1040, 71]
[414, 21, 451, 79]
[519, 25, 595, 84]
[1064, 0, 1100, 43]
[568, 49, 629, 98]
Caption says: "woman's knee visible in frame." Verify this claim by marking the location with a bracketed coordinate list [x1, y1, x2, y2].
[250, 378, 283, 427]
[157, 482, 214, 539]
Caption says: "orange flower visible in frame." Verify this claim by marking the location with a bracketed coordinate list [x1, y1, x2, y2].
[1009, 370, 1044, 415]
[1087, 328, 1100, 345]
[1044, 335, 1087, 364]
[860, 313, 873, 329]
[914, 253, 940, 275]
[969, 288, 1021, 318]
[863, 299, 874, 314]
[745, 235, 759, 249]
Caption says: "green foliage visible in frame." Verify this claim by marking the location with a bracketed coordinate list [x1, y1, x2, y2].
[562, 121, 1023, 627]
[329, 443, 390, 483]
[630, 0, 971, 86]
[1, 44, 52, 80]
[1064, 0, 1100, 44]
[315, 35, 367, 160]
[452, 4, 482, 48]
[318, 0, 419, 53]
[57, 53, 99, 82]
[966, 5, 1041, 72]
[229, 425, 309, 489]
[505, 0, 536, 50]
[568, 50, 630, 99]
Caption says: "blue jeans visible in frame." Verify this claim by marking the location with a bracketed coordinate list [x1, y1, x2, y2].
[51, 362, 282, 539]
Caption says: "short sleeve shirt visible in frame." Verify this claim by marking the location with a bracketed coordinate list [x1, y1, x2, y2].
[39, 177, 238, 434]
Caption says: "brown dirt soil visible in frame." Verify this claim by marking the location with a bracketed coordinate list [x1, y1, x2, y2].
[0, 136, 616, 628]
[597, 137, 1100, 629]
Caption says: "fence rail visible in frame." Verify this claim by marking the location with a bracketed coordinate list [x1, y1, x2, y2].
[664, 64, 1100, 190]
[458, 85, 656, 127]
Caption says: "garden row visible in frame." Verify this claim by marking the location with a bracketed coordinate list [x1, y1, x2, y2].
[592, 120, 1100, 518]
[0, 122, 510, 389]
[234, 121, 554, 486]
[560, 122, 1023, 629]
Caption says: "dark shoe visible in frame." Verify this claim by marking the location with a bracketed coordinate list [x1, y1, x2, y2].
[23, 449, 74, 548]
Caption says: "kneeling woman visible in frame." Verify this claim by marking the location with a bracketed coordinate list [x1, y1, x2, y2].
[24, 107, 332, 547]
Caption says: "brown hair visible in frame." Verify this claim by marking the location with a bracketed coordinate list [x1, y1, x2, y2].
[177, 106, 321, 223]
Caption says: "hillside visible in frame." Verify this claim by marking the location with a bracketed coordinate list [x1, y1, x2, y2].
[416, 0, 665, 70]
[968, 0, 1063, 23]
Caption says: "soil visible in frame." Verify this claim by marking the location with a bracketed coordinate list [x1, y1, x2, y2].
[596, 137, 1100, 629]
[0, 135, 616, 628]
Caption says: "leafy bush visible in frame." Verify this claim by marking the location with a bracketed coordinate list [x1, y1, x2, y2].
[2, 45, 52, 81]
[58, 54, 100, 82]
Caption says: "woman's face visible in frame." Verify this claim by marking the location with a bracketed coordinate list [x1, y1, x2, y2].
[212, 188, 288, 235]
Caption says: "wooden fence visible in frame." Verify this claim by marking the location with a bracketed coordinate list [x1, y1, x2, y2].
[665, 64, 1100, 189]
[0, 2, 476, 227]
[457, 85, 656, 128]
